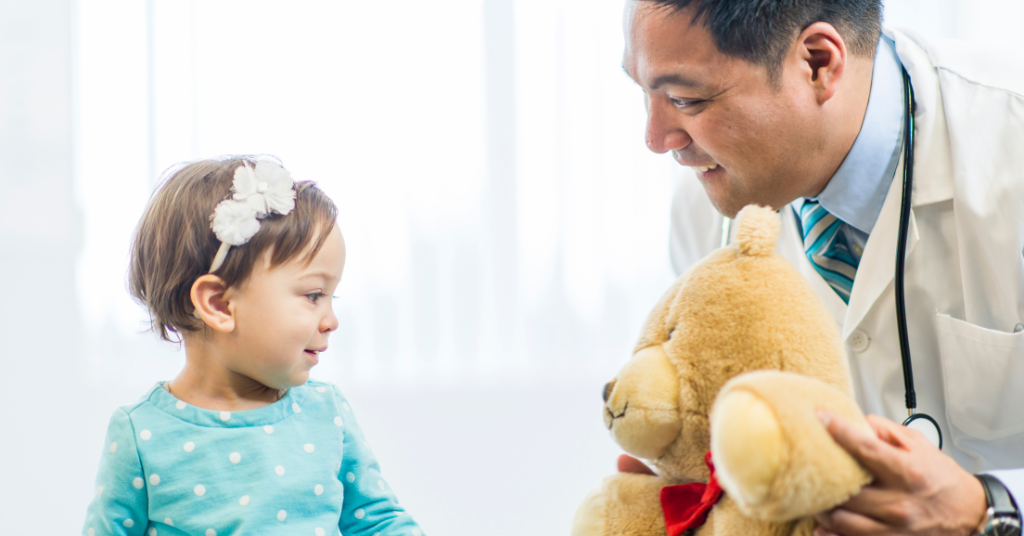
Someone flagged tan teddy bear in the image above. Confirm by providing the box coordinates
[572,205,874,536]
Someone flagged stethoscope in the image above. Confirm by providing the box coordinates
[719,67,943,449]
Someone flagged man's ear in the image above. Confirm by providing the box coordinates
[191,274,235,333]
[791,21,848,104]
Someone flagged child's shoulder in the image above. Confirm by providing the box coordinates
[302,379,357,415]
[303,379,350,403]
[111,383,167,418]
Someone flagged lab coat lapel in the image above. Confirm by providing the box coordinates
[778,206,848,328]
[842,154,918,341]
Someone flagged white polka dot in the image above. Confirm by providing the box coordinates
[316,386,327,393]
[342,402,351,412]
[239,495,250,506]
[140,430,152,440]
[175,400,186,410]
[378,480,385,491]
[88,528,94,536]
[194,484,206,496]
[149,474,160,486]
[97,486,104,496]
[229,452,241,463]
[412,529,421,536]
[346,472,355,483]
[133,477,144,489]
[304,444,315,453]
[373,533,380,536]
[206,530,216,536]
[292,403,301,413]
[164,517,174,526]
[264,425,274,434]
[109,442,117,453]
[123,519,134,528]
[315,529,325,536]
[219,411,231,421]
[275,465,285,476]
[277,510,287,521]
[314,484,324,495]
[184,441,195,452]
[149,529,157,536]
[354,508,365,519]
[334,416,343,426]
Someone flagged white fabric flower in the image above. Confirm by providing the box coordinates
[211,199,261,246]
[232,161,296,216]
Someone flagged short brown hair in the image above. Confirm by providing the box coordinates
[128,156,338,342]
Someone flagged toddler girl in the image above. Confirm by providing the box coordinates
[83,157,425,536]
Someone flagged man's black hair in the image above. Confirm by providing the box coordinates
[643,0,883,86]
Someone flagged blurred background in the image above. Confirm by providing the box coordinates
[1,0,1021,533]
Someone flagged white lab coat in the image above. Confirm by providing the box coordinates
[669,27,1024,480]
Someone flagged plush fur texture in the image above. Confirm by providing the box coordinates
[572,205,872,536]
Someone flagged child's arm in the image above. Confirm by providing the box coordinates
[82,409,149,536]
[334,393,425,536]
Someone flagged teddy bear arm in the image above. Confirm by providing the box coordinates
[709,371,872,522]
[572,473,672,536]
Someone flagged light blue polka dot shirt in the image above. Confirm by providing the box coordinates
[82,381,424,536]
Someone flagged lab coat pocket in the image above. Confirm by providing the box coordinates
[936,313,1024,441]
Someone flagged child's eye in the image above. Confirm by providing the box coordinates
[306,292,326,304]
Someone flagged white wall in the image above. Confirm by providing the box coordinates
[1,0,1021,534]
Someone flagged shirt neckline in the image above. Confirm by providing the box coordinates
[147,381,309,427]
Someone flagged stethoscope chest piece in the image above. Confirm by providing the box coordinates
[903,412,943,449]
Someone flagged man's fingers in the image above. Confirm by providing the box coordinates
[617,454,656,475]
[818,411,908,486]
[866,414,936,452]
[839,485,914,526]
[815,507,894,536]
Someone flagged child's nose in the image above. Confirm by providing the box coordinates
[322,309,339,332]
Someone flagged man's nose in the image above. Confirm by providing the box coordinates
[645,102,692,154]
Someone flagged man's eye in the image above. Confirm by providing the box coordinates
[671,97,705,109]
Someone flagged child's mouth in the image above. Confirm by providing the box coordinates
[304,349,320,363]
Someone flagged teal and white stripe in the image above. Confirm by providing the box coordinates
[799,199,861,304]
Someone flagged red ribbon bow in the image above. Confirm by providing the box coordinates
[660,452,724,536]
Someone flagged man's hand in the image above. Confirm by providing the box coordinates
[815,411,988,536]
[618,454,656,475]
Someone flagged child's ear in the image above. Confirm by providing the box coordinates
[191,275,235,332]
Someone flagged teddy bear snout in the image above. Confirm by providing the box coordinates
[602,345,682,460]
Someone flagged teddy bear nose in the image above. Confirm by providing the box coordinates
[602,380,616,403]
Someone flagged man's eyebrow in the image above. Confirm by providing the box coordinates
[650,73,705,90]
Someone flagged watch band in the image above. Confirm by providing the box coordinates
[977,474,1022,536]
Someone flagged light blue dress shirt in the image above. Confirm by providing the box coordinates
[82,381,424,536]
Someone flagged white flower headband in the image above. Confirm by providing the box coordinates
[207,160,297,273]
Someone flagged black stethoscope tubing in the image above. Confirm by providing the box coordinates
[896,66,943,448]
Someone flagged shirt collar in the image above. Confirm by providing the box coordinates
[811,35,905,235]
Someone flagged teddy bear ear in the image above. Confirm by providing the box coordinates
[734,205,781,257]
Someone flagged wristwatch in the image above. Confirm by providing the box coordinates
[977,474,1022,536]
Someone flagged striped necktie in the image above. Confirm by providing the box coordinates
[799,199,860,304]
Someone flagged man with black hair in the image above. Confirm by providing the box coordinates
[620,1,1024,535]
